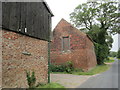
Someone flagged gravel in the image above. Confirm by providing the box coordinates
[50,73,92,88]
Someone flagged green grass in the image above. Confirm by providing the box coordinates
[51,64,111,75]
[51,72,68,74]
[108,57,114,60]
[104,57,115,63]
[72,64,110,75]
[51,58,113,76]
[104,59,115,63]
[37,83,65,89]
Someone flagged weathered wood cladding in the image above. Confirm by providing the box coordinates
[2,2,52,41]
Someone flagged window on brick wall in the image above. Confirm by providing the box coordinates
[62,36,70,51]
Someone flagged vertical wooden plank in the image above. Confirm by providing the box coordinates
[20,2,26,33]
[43,7,45,40]
[37,2,43,39]
[9,2,15,30]
[32,2,39,38]
[42,2,50,41]
[46,12,51,41]
[47,13,51,41]
[2,2,52,41]
[45,9,48,40]
[26,2,34,36]
[16,2,21,32]
[37,2,42,39]
[25,2,52,41]
[32,2,44,39]
[2,2,20,32]
[9,2,20,31]
[0,2,2,28]
[2,2,10,29]
[41,3,45,39]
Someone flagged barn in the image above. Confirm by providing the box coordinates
[1,2,53,88]
[50,19,97,71]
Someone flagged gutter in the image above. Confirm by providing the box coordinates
[48,41,50,83]
[48,18,51,83]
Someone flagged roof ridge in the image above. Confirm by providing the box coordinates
[43,0,54,16]
[57,18,86,35]
[53,18,94,43]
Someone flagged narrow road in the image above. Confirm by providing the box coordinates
[78,59,118,88]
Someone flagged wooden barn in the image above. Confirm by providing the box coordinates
[50,19,97,71]
[1,2,53,88]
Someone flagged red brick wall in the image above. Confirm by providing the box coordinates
[50,19,97,71]
[85,37,97,70]
[1,29,48,88]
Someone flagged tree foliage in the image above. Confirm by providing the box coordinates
[94,43,110,64]
[109,51,117,57]
[70,2,120,34]
[70,1,119,65]
[117,48,120,59]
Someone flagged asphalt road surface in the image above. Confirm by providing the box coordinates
[78,59,118,88]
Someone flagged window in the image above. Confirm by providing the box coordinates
[62,36,70,51]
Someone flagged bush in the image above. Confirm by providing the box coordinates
[117,48,120,59]
[64,61,74,73]
[74,68,84,72]
[109,51,117,57]
[94,43,109,65]
[26,71,36,88]
[50,64,66,72]
[50,61,74,73]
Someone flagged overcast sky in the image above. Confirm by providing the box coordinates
[46,0,118,52]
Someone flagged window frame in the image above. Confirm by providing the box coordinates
[61,36,70,52]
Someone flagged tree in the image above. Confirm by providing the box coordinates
[109,51,117,57]
[70,2,119,34]
[94,43,110,64]
[117,48,120,59]
[87,25,111,64]
[70,1,120,65]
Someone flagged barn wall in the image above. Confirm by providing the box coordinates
[2,2,51,41]
[86,37,97,70]
[1,29,48,88]
[50,29,88,70]
[50,31,89,70]
[50,19,97,71]
[50,49,88,70]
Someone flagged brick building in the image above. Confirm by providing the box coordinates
[1,2,53,88]
[50,19,97,71]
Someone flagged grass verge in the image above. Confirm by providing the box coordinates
[51,64,111,75]
[72,64,110,75]
[104,57,115,63]
[37,83,65,89]
[108,57,114,60]
[51,72,68,74]
[104,59,115,63]
[117,58,120,60]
